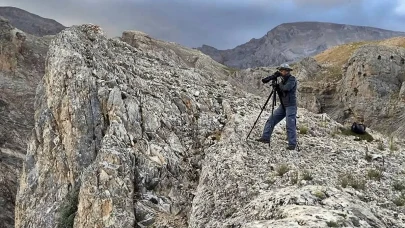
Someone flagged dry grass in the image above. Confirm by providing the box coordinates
[314,41,372,67]
[314,37,405,67]
[378,37,405,48]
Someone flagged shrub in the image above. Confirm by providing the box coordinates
[393,181,405,191]
[367,169,382,181]
[302,170,314,181]
[326,220,340,227]
[313,190,327,200]
[276,164,290,176]
[377,141,385,150]
[389,136,399,152]
[290,171,299,184]
[339,173,366,190]
[392,192,405,206]
[299,124,308,134]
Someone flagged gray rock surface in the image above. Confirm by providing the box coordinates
[0,6,66,36]
[336,45,405,135]
[198,22,405,69]
[14,24,405,228]
[0,17,51,228]
[190,108,405,227]
[121,30,231,79]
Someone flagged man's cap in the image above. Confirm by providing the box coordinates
[277,63,293,71]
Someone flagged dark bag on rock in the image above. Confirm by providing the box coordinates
[351,122,366,134]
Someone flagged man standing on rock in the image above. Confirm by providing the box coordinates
[256,63,298,150]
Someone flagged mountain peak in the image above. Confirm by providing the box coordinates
[198,21,405,69]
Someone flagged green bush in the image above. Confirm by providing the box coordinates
[393,181,405,191]
[367,169,382,181]
[339,173,366,190]
[276,164,290,176]
[302,170,314,181]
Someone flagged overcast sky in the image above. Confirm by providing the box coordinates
[1,0,405,49]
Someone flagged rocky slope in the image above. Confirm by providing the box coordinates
[0,6,66,36]
[198,22,405,69]
[14,24,405,228]
[0,17,51,228]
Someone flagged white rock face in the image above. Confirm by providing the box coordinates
[14,24,405,228]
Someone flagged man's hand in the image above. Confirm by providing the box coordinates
[277,76,283,84]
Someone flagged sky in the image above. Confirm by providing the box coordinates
[1,0,405,50]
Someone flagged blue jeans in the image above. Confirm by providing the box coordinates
[262,105,297,146]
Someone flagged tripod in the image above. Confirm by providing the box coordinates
[246,79,282,147]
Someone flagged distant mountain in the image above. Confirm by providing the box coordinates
[198,22,405,69]
[0,6,66,36]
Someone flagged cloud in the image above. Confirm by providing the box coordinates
[395,0,405,15]
[291,0,356,8]
[0,0,404,49]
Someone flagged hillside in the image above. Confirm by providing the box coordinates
[198,22,405,69]
[0,6,66,36]
[311,37,405,135]
[13,24,405,228]
[0,17,51,228]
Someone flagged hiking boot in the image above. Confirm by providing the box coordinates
[286,145,296,150]
[256,138,270,143]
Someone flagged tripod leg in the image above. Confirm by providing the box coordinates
[295,112,300,150]
[268,88,278,147]
[246,90,274,140]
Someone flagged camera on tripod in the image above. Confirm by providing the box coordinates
[261,71,282,86]
[246,70,285,141]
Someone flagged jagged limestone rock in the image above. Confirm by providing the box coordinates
[15,24,228,228]
[14,24,405,228]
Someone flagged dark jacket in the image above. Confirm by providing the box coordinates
[277,74,297,107]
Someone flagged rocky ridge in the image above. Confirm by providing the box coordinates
[198,22,405,69]
[0,17,51,228]
[0,6,66,36]
[120,30,232,79]
[14,24,405,228]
